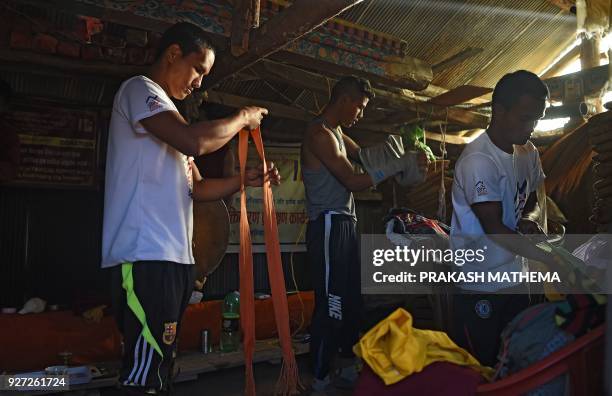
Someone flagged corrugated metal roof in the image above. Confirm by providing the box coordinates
[340,0,577,89]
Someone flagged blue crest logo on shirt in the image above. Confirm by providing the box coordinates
[475,299,492,319]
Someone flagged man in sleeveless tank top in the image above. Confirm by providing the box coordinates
[301,76,428,393]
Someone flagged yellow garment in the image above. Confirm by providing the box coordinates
[353,308,494,385]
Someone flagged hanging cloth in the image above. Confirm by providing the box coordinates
[238,127,301,396]
[436,114,448,221]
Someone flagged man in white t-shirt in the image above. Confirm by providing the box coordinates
[102,22,278,395]
[450,70,563,366]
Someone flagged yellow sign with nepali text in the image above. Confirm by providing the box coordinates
[227,144,307,252]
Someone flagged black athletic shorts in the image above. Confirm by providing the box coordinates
[110,261,195,392]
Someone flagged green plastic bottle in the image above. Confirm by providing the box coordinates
[220,291,241,352]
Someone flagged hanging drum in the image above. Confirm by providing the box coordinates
[192,199,230,282]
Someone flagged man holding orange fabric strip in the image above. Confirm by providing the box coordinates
[102,22,279,395]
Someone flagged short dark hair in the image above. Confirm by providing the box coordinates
[329,76,375,104]
[492,70,549,110]
[156,22,216,61]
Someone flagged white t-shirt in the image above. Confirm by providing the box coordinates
[450,132,545,291]
[101,75,194,268]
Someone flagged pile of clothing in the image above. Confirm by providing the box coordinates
[353,233,608,395]
[383,207,449,250]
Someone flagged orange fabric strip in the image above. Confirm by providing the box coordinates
[238,129,256,396]
[238,128,302,395]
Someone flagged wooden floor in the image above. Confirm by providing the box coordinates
[174,339,310,382]
[27,340,314,396]
[99,353,351,396]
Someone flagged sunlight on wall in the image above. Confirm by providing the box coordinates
[535,117,571,132]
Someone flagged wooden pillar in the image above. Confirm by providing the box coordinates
[231,0,260,57]
[564,33,602,133]
[580,32,604,113]
[579,33,601,70]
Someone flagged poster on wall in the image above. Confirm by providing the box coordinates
[226,144,307,253]
[4,102,99,188]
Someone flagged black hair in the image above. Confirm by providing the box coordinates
[329,75,375,104]
[155,22,216,61]
[492,70,549,110]
[0,79,12,102]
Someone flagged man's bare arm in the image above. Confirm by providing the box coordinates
[308,125,372,191]
[140,106,267,157]
[191,160,280,201]
[341,132,362,164]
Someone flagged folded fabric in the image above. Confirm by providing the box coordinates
[358,135,405,185]
[353,308,494,385]
[394,150,427,186]
[358,135,426,186]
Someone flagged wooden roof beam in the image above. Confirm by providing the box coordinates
[0,49,144,77]
[204,89,485,145]
[205,90,313,121]
[269,49,432,91]
[204,90,390,134]
[0,45,487,129]
[423,130,480,145]
[231,0,260,57]
[248,59,489,128]
[204,90,480,139]
[544,64,609,102]
[204,0,364,88]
